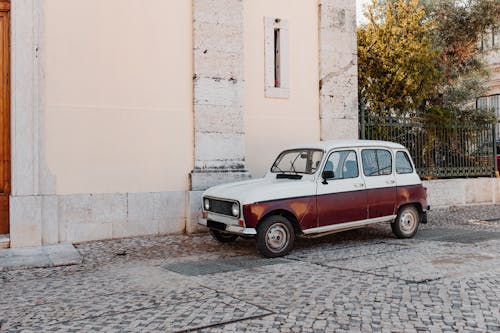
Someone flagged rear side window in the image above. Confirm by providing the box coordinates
[361,149,393,176]
[396,151,413,174]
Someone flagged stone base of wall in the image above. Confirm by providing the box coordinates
[10,178,499,247]
[9,191,208,248]
[424,178,500,209]
[190,170,251,191]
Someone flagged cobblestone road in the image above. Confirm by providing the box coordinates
[1,204,500,332]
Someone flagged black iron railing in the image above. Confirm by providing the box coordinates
[359,112,497,179]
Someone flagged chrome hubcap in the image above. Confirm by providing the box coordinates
[400,210,417,233]
[266,223,289,253]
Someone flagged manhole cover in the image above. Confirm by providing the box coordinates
[164,256,289,276]
[416,228,500,243]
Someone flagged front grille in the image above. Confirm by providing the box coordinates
[207,198,235,217]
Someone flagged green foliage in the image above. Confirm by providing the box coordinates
[358,0,499,124]
[358,0,441,114]
[424,0,499,118]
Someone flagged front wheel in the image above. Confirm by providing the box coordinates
[256,215,295,258]
[391,205,420,238]
[210,229,238,243]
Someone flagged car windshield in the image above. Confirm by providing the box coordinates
[271,149,324,175]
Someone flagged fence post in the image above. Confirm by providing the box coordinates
[493,123,498,177]
[359,99,366,139]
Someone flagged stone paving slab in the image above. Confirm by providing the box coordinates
[288,241,409,263]
[164,255,290,276]
[0,244,82,271]
[2,291,271,332]
[296,239,500,283]
[199,260,500,332]
[0,264,191,310]
[416,228,500,243]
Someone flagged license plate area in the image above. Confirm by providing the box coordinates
[207,220,226,231]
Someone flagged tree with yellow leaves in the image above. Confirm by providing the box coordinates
[358,0,441,115]
[358,0,499,120]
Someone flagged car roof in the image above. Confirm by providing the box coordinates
[284,140,406,152]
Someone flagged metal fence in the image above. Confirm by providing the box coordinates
[359,113,497,179]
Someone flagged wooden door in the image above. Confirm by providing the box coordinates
[0,0,9,235]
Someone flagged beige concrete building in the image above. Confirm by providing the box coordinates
[1,0,358,247]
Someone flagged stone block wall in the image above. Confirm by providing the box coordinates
[319,0,359,140]
[191,0,251,190]
[10,192,193,247]
[424,178,500,208]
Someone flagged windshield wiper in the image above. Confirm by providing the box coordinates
[289,154,301,175]
[276,174,303,180]
[272,154,303,179]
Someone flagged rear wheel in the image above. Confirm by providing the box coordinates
[391,205,420,238]
[210,229,238,243]
[256,215,295,258]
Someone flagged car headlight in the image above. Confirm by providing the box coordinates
[203,198,210,211]
[232,203,240,217]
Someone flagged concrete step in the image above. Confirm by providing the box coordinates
[0,243,82,270]
[0,234,9,249]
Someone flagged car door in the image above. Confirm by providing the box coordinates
[317,149,368,226]
[361,149,397,219]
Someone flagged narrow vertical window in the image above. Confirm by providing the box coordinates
[274,27,281,88]
[265,17,289,98]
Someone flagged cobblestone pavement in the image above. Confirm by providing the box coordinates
[1,204,500,332]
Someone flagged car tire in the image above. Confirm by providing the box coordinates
[256,215,295,258]
[391,205,420,238]
[210,229,238,243]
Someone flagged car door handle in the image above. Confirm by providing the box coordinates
[353,183,365,188]
[386,180,395,184]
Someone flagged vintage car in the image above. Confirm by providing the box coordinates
[199,140,429,257]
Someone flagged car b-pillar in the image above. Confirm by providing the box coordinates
[190,0,251,191]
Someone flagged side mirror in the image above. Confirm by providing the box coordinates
[322,170,334,184]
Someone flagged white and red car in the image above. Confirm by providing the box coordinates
[199,140,429,257]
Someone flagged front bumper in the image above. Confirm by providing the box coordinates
[198,218,257,236]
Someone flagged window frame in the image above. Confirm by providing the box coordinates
[264,17,289,99]
[323,149,360,180]
[361,149,393,177]
[395,151,414,175]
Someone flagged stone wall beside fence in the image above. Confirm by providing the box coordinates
[424,178,500,209]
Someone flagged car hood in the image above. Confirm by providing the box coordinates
[203,176,316,205]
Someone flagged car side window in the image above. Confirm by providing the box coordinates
[362,149,393,176]
[377,150,392,175]
[396,151,413,174]
[324,150,359,179]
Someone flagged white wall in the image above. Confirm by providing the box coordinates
[424,178,500,208]
[44,0,193,194]
[244,0,320,177]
